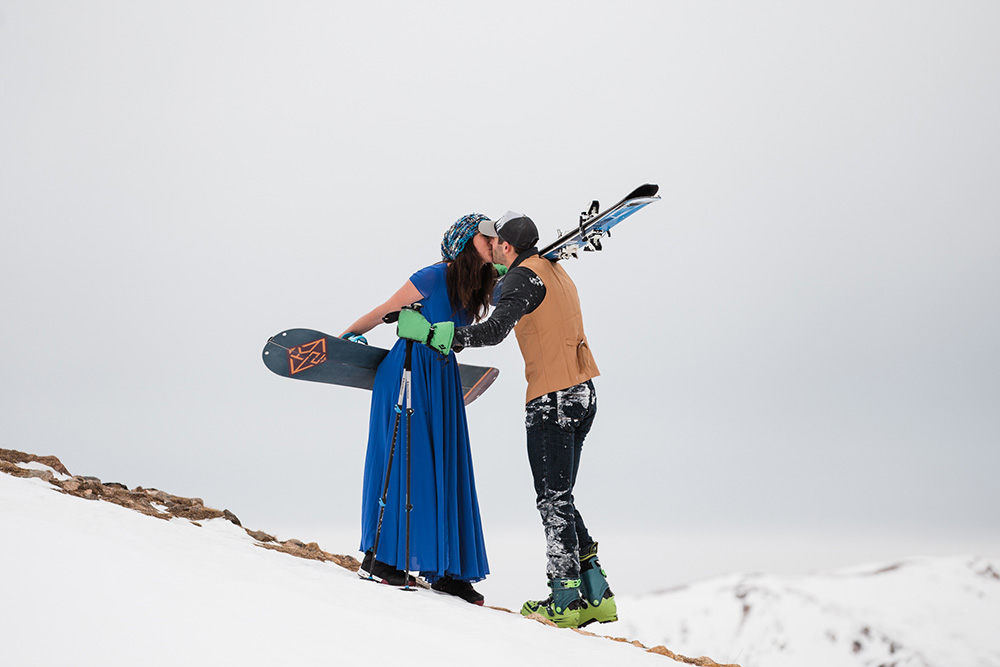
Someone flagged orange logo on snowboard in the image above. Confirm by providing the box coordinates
[288,338,327,374]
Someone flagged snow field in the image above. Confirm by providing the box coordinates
[1,473,670,666]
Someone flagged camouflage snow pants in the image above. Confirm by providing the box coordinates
[525,379,597,580]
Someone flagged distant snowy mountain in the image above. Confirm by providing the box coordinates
[607,555,1000,667]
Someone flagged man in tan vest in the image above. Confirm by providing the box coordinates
[452,212,617,629]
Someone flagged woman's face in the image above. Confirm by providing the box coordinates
[471,233,493,264]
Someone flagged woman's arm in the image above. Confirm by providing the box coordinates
[340,280,424,337]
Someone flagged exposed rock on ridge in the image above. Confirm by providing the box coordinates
[0,448,359,571]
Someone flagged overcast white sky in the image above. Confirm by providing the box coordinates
[2,1,998,595]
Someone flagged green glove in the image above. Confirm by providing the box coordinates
[396,308,454,356]
[397,308,432,343]
[493,263,509,276]
[428,321,455,356]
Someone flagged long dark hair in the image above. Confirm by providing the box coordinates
[446,240,497,323]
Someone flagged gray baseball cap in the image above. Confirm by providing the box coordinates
[478,210,539,248]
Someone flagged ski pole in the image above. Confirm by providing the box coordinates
[401,338,415,592]
[369,353,408,573]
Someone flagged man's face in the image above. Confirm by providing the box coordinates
[490,236,506,263]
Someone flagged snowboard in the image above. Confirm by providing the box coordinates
[539,183,660,260]
[262,328,499,406]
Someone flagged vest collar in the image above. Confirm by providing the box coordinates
[509,247,540,271]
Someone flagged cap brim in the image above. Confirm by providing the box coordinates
[478,219,498,237]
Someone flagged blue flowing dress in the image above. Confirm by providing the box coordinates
[359,263,489,583]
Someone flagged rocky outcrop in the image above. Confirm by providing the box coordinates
[0,448,360,572]
[0,449,71,476]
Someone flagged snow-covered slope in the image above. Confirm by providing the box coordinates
[5,453,997,667]
[608,555,1000,667]
[0,468,699,667]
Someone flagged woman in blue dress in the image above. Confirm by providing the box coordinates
[340,214,497,604]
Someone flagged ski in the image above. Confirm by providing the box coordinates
[539,183,660,261]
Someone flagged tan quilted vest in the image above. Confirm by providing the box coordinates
[514,255,600,403]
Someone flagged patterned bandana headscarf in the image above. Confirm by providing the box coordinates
[441,213,490,261]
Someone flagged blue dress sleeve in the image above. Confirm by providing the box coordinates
[409,264,442,299]
[407,263,468,324]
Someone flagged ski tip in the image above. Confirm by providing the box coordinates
[627,183,659,199]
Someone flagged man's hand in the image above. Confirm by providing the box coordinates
[428,321,454,356]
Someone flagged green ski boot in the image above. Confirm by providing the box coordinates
[577,542,618,626]
[520,578,584,628]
